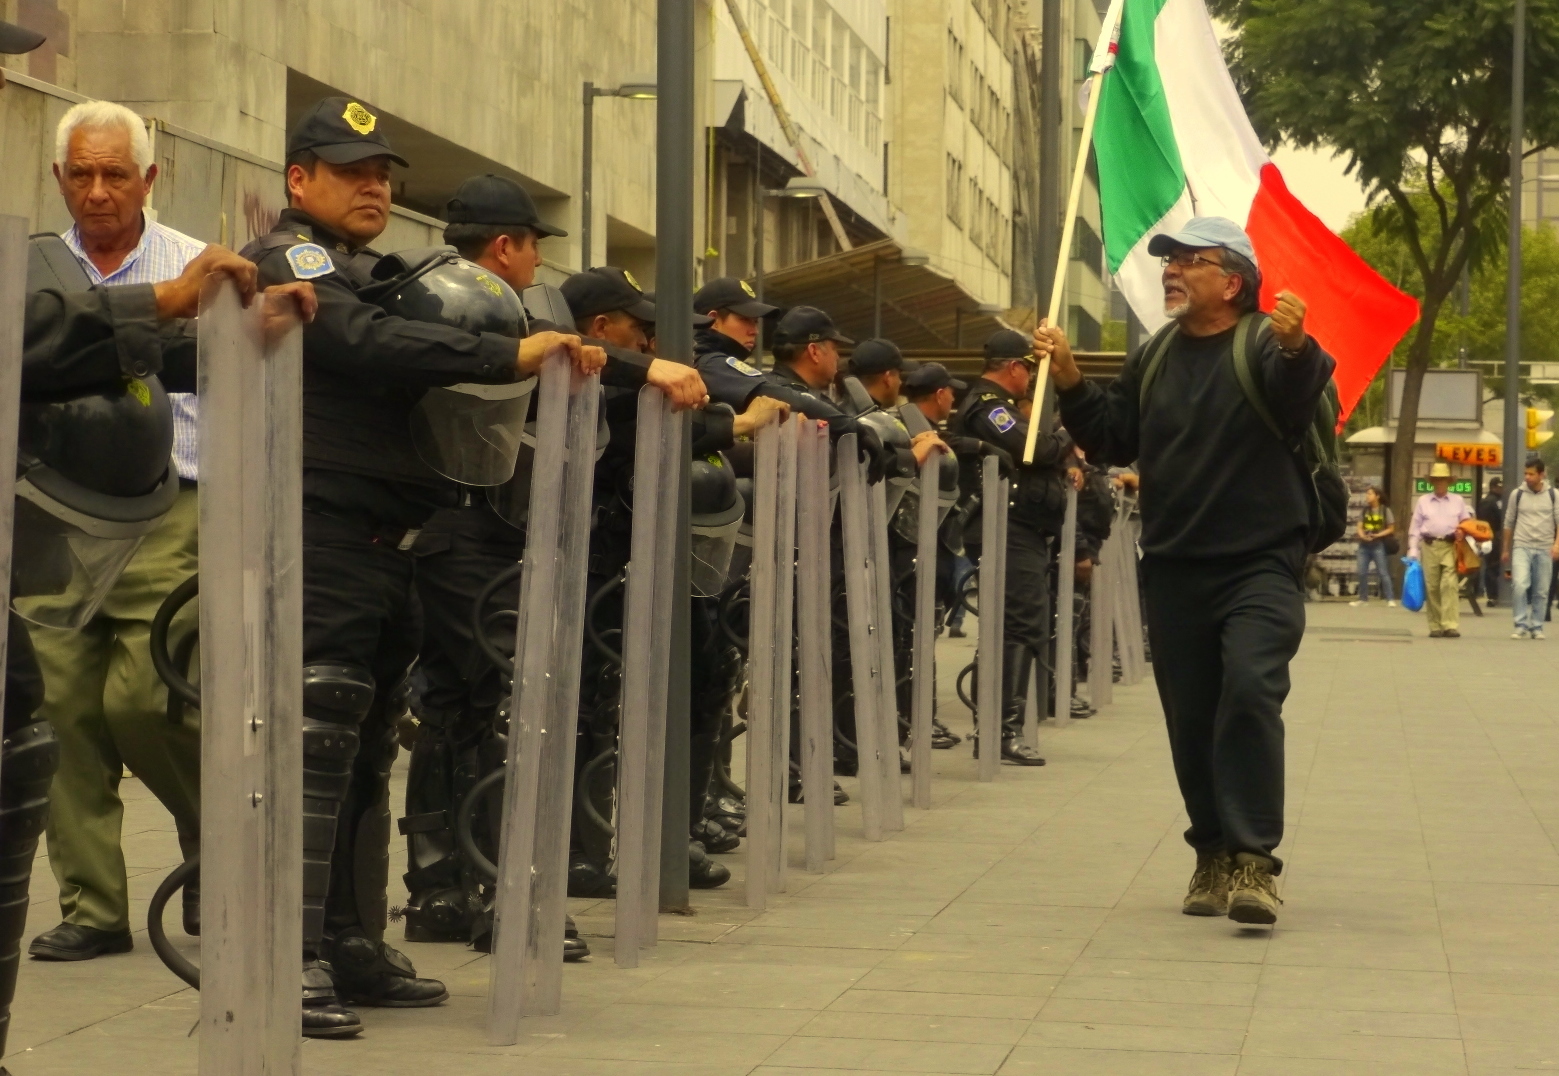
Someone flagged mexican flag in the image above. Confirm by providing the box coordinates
[1092,0,1419,421]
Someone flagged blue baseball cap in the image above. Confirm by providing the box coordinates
[1147,216,1259,270]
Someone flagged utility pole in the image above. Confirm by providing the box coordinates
[1505,0,1527,498]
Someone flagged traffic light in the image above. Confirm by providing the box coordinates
[1528,406,1555,450]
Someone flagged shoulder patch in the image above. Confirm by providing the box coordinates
[725,355,762,377]
[977,392,1000,403]
[285,243,335,280]
[988,406,1017,433]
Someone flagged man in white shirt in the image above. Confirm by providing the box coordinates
[27,100,206,961]
[1502,457,1559,640]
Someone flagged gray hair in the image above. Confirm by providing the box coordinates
[55,100,153,175]
[1222,249,1262,313]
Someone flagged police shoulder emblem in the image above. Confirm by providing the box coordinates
[623,269,642,291]
[726,355,761,376]
[989,406,1017,433]
[285,243,335,280]
[343,102,377,135]
[740,280,756,298]
[124,378,151,407]
[474,272,503,297]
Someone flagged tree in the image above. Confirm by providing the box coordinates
[1207,0,1559,514]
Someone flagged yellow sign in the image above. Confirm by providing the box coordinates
[342,102,377,135]
[1436,443,1501,467]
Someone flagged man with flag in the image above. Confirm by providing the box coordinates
[1038,216,1333,926]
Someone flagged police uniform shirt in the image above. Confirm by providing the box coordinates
[693,327,768,410]
[24,283,193,395]
[956,375,1070,530]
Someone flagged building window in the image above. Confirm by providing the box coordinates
[969,178,984,248]
[947,29,964,107]
[946,154,963,227]
[1072,216,1105,276]
[1070,305,1102,351]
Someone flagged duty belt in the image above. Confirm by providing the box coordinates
[304,508,423,552]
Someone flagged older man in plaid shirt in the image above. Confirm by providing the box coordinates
[27,100,207,961]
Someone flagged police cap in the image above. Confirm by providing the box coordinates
[693,277,777,318]
[287,96,409,167]
[903,362,966,398]
[0,20,45,53]
[983,328,1033,363]
[772,305,853,349]
[849,338,904,375]
[561,266,657,323]
[446,174,568,237]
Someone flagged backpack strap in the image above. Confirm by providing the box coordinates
[1229,313,1284,442]
[1135,322,1180,414]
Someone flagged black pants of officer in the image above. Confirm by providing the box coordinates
[1003,524,1052,734]
[300,507,422,967]
[1141,545,1304,871]
[401,505,521,940]
[0,618,59,1062]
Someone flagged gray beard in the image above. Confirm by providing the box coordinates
[1165,300,1190,320]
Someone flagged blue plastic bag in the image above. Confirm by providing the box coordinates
[1401,557,1425,612]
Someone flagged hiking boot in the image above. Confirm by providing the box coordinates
[1227,853,1282,925]
[1182,851,1233,917]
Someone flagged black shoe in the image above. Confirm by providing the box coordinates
[1000,737,1047,766]
[326,931,449,1008]
[689,842,730,889]
[568,852,617,898]
[564,914,589,962]
[833,781,849,805]
[948,626,967,639]
[1069,698,1096,719]
[28,923,133,961]
[693,817,739,854]
[931,719,962,749]
[302,960,362,1038]
[183,878,200,936]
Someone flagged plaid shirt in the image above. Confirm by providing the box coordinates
[64,213,205,481]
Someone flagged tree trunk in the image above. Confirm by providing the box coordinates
[1389,293,1448,526]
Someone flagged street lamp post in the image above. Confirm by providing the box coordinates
[1504,0,1527,501]
[582,78,657,271]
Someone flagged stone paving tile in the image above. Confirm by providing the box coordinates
[16,603,1559,1074]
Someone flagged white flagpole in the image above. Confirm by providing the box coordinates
[1023,0,1127,465]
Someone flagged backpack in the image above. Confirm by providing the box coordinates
[1137,312,1348,554]
[1511,487,1559,543]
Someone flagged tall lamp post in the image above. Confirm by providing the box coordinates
[753,176,826,358]
[1504,0,1527,502]
[583,78,657,271]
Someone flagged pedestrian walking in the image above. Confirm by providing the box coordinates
[1041,215,1335,927]
[1477,477,1505,604]
[1408,462,1472,638]
[1350,486,1396,606]
[1501,457,1559,640]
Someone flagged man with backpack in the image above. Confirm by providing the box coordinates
[1502,457,1559,640]
[1037,216,1336,928]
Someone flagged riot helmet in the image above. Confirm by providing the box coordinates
[12,375,179,629]
[369,247,536,486]
[689,453,745,598]
[843,376,914,517]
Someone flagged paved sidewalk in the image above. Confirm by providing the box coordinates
[8,598,1559,1075]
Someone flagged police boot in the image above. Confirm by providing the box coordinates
[0,713,59,1058]
[300,665,372,1038]
[398,705,479,941]
[324,928,449,1008]
[689,841,730,889]
[999,646,1045,767]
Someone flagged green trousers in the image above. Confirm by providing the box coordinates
[30,488,201,932]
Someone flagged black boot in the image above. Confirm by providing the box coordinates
[325,928,448,1008]
[1000,645,1045,766]
[564,914,590,961]
[1,714,58,1059]
[689,841,730,888]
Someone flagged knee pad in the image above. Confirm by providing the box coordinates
[0,716,57,1058]
[301,665,372,946]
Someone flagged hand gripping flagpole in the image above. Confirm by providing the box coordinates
[1023,0,1126,465]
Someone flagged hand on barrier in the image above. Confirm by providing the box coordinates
[161,243,260,318]
[517,331,605,378]
[910,430,947,466]
[1033,318,1079,391]
[264,281,319,323]
[857,424,889,484]
[733,395,790,437]
[645,358,708,411]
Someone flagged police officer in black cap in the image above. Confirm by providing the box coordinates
[241,98,631,1038]
[954,328,1072,766]
[691,276,776,401]
[849,338,907,410]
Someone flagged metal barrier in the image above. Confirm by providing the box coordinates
[488,352,600,1041]
[194,279,304,1073]
[866,478,904,834]
[796,419,835,870]
[976,456,1008,782]
[837,434,887,838]
[910,443,941,810]
[1052,485,1079,729]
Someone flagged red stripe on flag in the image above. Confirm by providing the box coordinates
[1247,164,1419,424]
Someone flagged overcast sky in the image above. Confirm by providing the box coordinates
[1271,145,1373,233]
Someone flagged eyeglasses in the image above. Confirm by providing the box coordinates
[1159,251,1226,271]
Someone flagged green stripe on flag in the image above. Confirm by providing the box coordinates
[1094,0,1184,273]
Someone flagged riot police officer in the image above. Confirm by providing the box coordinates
[954,329,1071,766]
[241,97,628,1038]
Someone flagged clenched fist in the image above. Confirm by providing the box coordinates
[1271,291,1307,352]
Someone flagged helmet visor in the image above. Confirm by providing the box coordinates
[411,379,535,487]
[690,514,743,598]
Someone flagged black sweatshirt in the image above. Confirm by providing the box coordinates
[1057,324,1334,559]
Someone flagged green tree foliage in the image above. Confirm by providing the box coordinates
[1206,0,1559,510]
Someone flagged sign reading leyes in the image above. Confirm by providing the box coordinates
[1435,443,1501,467]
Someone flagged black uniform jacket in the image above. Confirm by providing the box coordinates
[24,284,195,395]
[955,375,1070,533]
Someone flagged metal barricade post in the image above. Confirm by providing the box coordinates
[743,420,781,907]
[977,456,1003,782]
[1052,485,1079,728]
[867,480,904,834]
[797,420,835,870]
[768,417,799,892]
[910,446,940,810]
[837,435,886,837]
[1088,524,1114,710]
[488,353,600,1040]
[195,280,304,1074]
